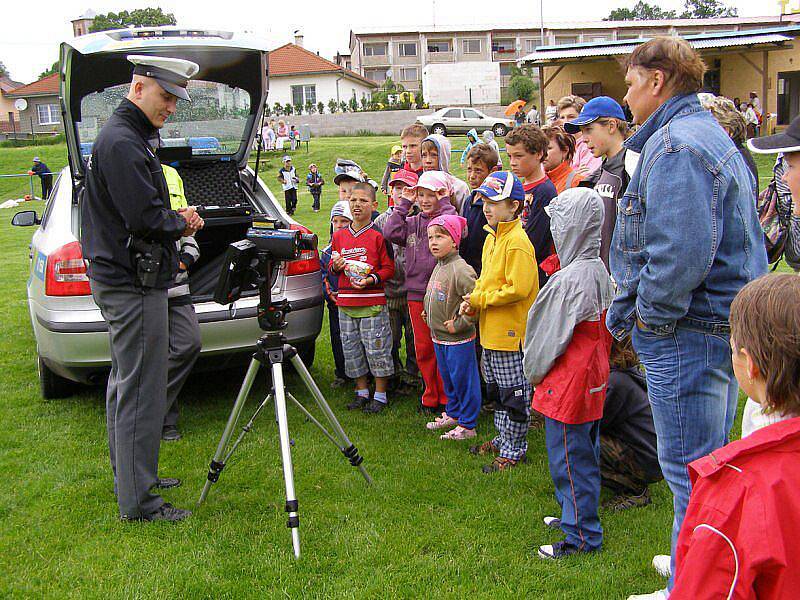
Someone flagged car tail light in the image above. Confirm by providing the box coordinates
[285,223,320,276]
[45,241,91,296]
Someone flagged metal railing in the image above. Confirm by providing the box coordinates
[0,172,58,203]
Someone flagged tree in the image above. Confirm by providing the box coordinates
[273,101,283,116]
[38,61,58,80]
[360,96,368,111]
[89,8,176,32]
[606,1,676,20]
[348,96,358,112]
[679,0,736,18]
[284,103,294,116]
[327,99,338,114]
[304,100,315,114]
[339,100,348,113]
[0,61,9,78]
[509,75,536,102]
[317,101,325,115]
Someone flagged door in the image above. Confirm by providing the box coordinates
[462,108,484,131]
[441,108,462,130]
[778,71,800,126]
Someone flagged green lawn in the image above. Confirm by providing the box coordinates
[0,138,780,598]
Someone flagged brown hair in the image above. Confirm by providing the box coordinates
[466,144,500,171]
[420,139,439,154]
[730,274,800,417]
[610,335,640,370]
[556,94,586,114]
[595,117,630,138]
[623,36,706,95]
[350,182,376,202]
[400,123,429,140]
[542,125,576,163]
[504,124,549,160]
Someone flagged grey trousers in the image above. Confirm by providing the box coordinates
[163,302,202,429]
[91,279,168,519]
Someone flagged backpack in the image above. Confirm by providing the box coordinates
[756,180,787,265]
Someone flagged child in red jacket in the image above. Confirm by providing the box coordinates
[522,188,614,559]
[669,273,800,599]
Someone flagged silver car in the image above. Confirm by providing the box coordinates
[12,28,323,398]
[416,107,513,137]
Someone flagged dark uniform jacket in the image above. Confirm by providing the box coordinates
[81,99,186,288]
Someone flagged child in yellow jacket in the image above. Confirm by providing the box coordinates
[460,171,539,472]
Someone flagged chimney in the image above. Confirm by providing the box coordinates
[294,30,304,48]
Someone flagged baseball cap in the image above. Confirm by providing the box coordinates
[33,156,40,162]
[127,55,199,102]
[411,171,451,194]
[391,144,403,155]
[748,114,800,154]
[474,171,524,203]
[564,96,626,134]
[333,159,366,185]
[389,169,419,188]
[282,155,292,163]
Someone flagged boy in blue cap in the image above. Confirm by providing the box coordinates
[565,96,634,270]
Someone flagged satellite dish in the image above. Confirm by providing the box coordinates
[14,98,27,111]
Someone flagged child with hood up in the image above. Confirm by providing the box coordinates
[523,187,614,560]
[421,134,471,214]
[384,171,457,413]
[482,130,503,169]
[460,128,480,165]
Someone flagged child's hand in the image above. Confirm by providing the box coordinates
[443,318,456,334]
[459,294,476,316]
[420,310,427,321]
[350,275,373,289]
[332,253,345,271]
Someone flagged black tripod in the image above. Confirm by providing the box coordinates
[198,265,371,559]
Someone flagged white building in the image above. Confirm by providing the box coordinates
[267,42,376,111]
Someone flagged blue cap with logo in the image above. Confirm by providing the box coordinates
[564,96,626,134]
[474,171,525,203]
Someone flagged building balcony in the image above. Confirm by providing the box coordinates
[361,54,391,67]
[492,49,520,62]
[427,51,454,63]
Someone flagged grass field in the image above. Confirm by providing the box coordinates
[0,137,779,598]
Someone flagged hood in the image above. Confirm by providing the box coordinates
[466,128,479,143]
[59,27,270,179]
[424,133,452,173]
[482,130,494,143]
[547,187,604,267]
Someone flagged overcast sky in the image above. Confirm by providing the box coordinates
[1,0,772,83]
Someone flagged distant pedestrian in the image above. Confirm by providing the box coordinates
[29,156,53,199]
[278,155,299,215]
[306,163,324,212]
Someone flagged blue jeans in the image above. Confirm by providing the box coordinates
[544,418,603,551]
[632,323,738,590]
[434,340,481,430]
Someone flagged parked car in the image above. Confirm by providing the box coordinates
[416,107,514,137]
[12,27,324,399]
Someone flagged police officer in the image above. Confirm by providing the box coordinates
[81,54,204,522]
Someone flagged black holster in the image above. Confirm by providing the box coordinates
[128,235,163,288]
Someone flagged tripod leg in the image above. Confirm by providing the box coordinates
[199,358,260,506]
[289,353,373,485]
[272,362,301,559]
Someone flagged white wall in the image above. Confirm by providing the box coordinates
[267,74,373,110]
[422,62,501,107]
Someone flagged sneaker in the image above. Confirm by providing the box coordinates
[152,477,181,490]
[537,540,596,559]
[123,502,191,523]
[161,426,182,441]
[362,399,387,414]
[440,425,477,440]
[481,456,522,473]
[330,377,348,389]
[347,394,370,410]
[543,516,561,530]
[652,554,672,578]
[627,590,668,600]
[602,488,652,511]
[426,414,458,430]
[469,440,499,456]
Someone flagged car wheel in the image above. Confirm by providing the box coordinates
[493,123,508,137]
[431,124,447,136]
[38,355,75,399]
[295,341,316,369]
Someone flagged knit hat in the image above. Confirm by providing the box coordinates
[428,214,467,246]
[330,200,353,222]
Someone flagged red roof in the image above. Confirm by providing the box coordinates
[269,44,376,87]
[7,73,59,98]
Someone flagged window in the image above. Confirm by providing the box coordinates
[427,40,451,53]
[463,109,481,119]
[399,67,418,81]
[584,34,607,42]
[524,38,542,53]
[499,63,514,77]
[291,85,316,107]
[443,109,461,118]
[617,32,641,40]
[554,35,579,45]
[37,104,60,125]
[462,39,482,54]
[363,43,387,57]
[491,39,515,53]
[398,42,417,57]
[364,67,389,82]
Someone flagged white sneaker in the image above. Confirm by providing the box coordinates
[627,590,668,600]
[543,516,561,529]
[652,554,672,578]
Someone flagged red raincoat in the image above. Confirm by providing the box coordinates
[672,416,800,599]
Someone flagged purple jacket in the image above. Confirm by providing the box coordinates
[384,195,456,301]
